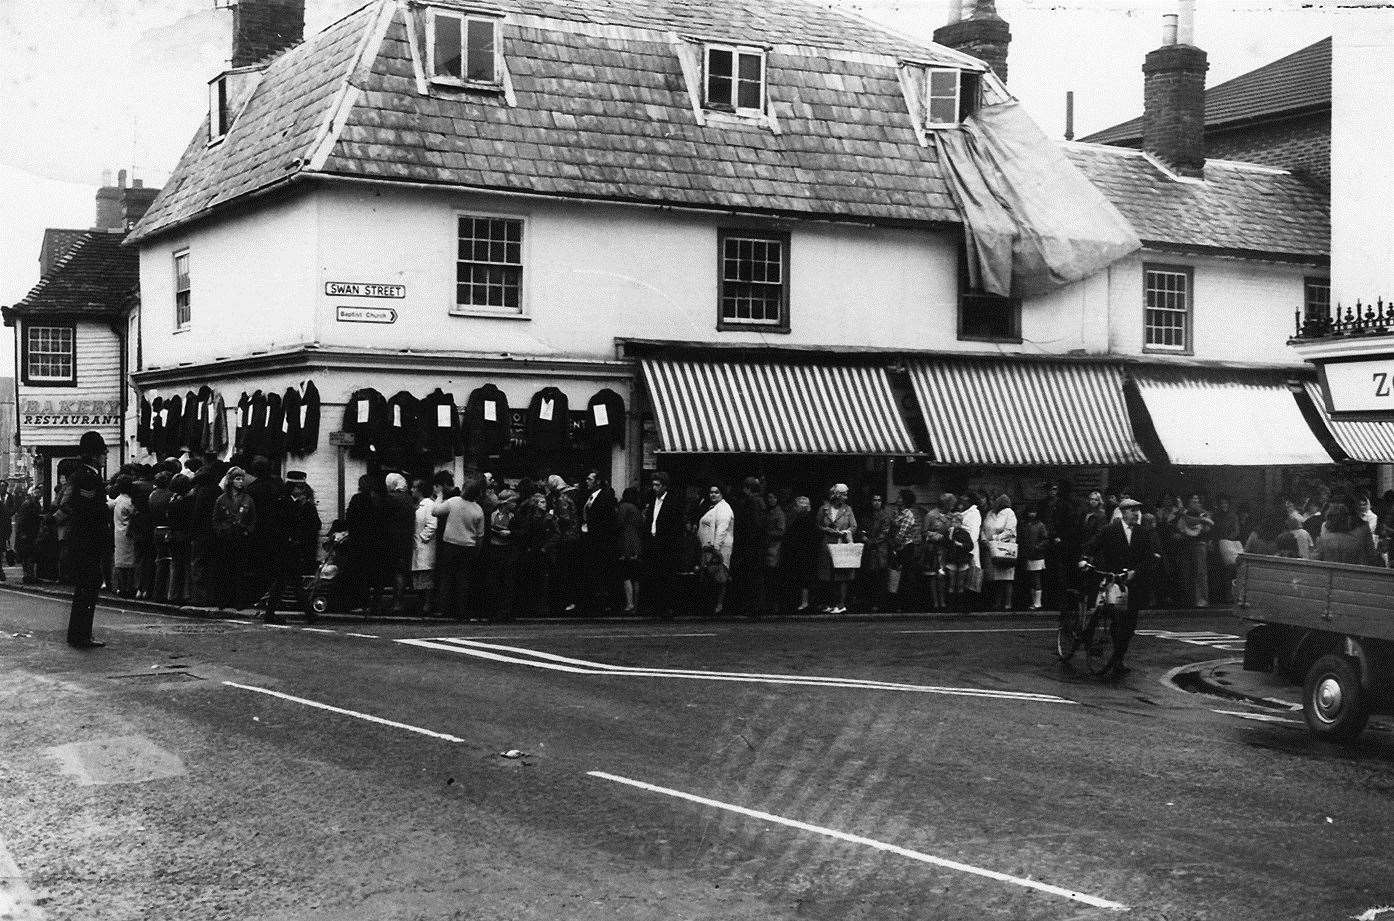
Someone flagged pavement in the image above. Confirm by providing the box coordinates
[3,588,1393,920]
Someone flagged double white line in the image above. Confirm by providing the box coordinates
[396,637,1075,704]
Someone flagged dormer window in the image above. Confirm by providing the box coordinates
[428,8,501,86]
[210,77,230,141]
[705,44,765,115]
[207,67,260,144]
[925,68,982,126]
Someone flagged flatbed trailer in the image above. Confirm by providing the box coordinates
[1233,553,1394,740]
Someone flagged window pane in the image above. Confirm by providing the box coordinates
[708,48,733,78]
[719,235,785,326]
[707,75,732,107]
[737,77,761,110]
[457,215,524,312]
[466,18,495,82]
[929,69,959,96]
[434,14,462,78]
[927,96,957,124]
[737,52,761,82]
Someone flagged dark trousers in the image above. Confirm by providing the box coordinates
[436,543,478,620]
[516,549,550,618]
[551,540,581,613]
[579,535,615,614]
[485,545,517,621]
[730,553,765,615]
[67,551,103,644]
[189,540,214,605]
[1109,608,1140,670]
[641,551,677,617]
[263,547,309,619]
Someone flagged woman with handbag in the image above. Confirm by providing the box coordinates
[816,483,859,614]
[697,484,734,616]
[886,491,922,611]
[981,493,1018,611]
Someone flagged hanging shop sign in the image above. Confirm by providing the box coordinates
[1318,357,1394,415]
[325,281,406,299]
[21,399,121,427]
[328,431,357,447]
[336,305,398,324]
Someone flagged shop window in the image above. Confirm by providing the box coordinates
[428,8,501,87]
[1304,276,1330,322]
[1144,264,1192,353]
[455,214,523,314]
[174,249,191,330]
[23,324,76,385]
[718,230,789,332]
[705,45,765,116]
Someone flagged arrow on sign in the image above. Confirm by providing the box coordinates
[336,306,397,324]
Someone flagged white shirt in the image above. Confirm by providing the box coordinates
[651,492,665,536]
[1121,520,1133,545]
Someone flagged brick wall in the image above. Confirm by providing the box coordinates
[1142,44,1209,177]
[232,0,304,68]
[1206,113,1330,188]
[932,17,1011,84]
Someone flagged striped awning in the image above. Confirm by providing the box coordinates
[906,359,1147,466]
[1131,373,1333,466]
[1303,382,1394,462]
[640,358,916,454]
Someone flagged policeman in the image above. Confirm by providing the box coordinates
[55,431,110,648]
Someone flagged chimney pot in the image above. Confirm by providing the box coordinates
[1162,14,1178,46]
[933,1,1011,83]
[1177,0,1196,45]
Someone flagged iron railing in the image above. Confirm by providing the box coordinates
[1293,298,1394,341]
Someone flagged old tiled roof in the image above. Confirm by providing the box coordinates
[39,228,88,276]
[131,0,974,242]
[1083,37,1331,146]
[3,231,138,323]
[1063,143,1328,261]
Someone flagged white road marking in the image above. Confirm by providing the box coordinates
[299,627,337,634]
[1211,709,1304,725]
[896,627,1058,634]
[343,632,379,639]
[1137,630,1244,652]
[398,638,1074,704]
[588,770,1128,912]
[459,632,719,640]
[263,623,293,630]
[0,835,44,920]
[222,681,464,742]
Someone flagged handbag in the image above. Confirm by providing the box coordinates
[987,537,1018,563]
[828,541,865,569]
[1218,539,1244,567]
[701,547,729,584]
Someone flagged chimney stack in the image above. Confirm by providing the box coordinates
[1141,7,1208,177]
[933,0,1012,85]
[231,0,305,68]
[94,171,124,231]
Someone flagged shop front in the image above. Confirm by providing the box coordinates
[19,397,123,502]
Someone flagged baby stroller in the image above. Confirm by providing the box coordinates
[305,531,350,617]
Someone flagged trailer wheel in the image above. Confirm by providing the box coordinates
[1302,654,1369,741]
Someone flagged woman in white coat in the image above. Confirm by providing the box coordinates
[697,484,734,616]
[410,479,438,612]
[981,493,1018,611]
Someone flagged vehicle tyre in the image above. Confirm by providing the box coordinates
[1302,654,1369,741]
[1056,603,1081,661]
[309,595,329,616]
[1085,608,1116,676]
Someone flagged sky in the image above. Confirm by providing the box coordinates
[0,0,1342,370]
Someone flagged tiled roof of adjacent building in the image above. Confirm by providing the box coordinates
[3,231,139,323]
[131,0,981,242]
[1061,142,1328,261]
[1083,36,1331,146]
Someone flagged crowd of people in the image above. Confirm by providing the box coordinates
[19,430,1394,628]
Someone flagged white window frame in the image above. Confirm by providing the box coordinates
[925,67,963,127]
[704,43,766,117]
[23,324,76,384]
[426,7,502,88]
[452,211,528,318]
[208,76,230,143]
[173,249,191,332]
[1143,264,1193,353]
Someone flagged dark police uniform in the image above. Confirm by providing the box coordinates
[56,461,111,646]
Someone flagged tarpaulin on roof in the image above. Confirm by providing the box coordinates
[933,101,1141,298]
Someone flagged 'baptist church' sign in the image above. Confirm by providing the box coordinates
[23,399,121,427]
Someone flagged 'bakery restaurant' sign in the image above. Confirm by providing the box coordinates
[22,399,121,427]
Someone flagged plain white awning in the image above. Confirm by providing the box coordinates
[1132,373,1334,466]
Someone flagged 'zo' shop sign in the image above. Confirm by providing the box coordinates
[23,399,120,427]
[1318,357,1394,415]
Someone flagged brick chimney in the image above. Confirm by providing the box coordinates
[94,169,123,231]
[231,0,305,68]
[121,178,160,231]
[1142,5,1209,177]
[933,0,1012,84]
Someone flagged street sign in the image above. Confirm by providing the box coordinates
[325,281,405,298]
[328,431,356,447]
[336,305,397,324]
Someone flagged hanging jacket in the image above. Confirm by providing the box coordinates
[160,394,183,458]
[296,381,321,456]
[464,384,511,458]
[343,387,387,459]
[243,390,269,457]
[281,386,302,457]
[383,390,421,465]
[419,388,460,461]
[586,388,626,450]
[261,391,285,456]
[235,392,251,451]
[179,390,199,453]
[525,386,569,451]
[209,392,229,454]
[137,397,152,450]
[149,396,165,457]
[192,385,213,453]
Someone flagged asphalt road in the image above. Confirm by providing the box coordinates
[2,590,1392,921]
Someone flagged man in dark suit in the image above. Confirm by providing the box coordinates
[55,431,111,648]
[579,469,618,615]
[1081,498,1160,679]
[730,476,768,618]
[642,472,685,619]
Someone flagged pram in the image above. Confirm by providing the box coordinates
[305,531,350,617]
